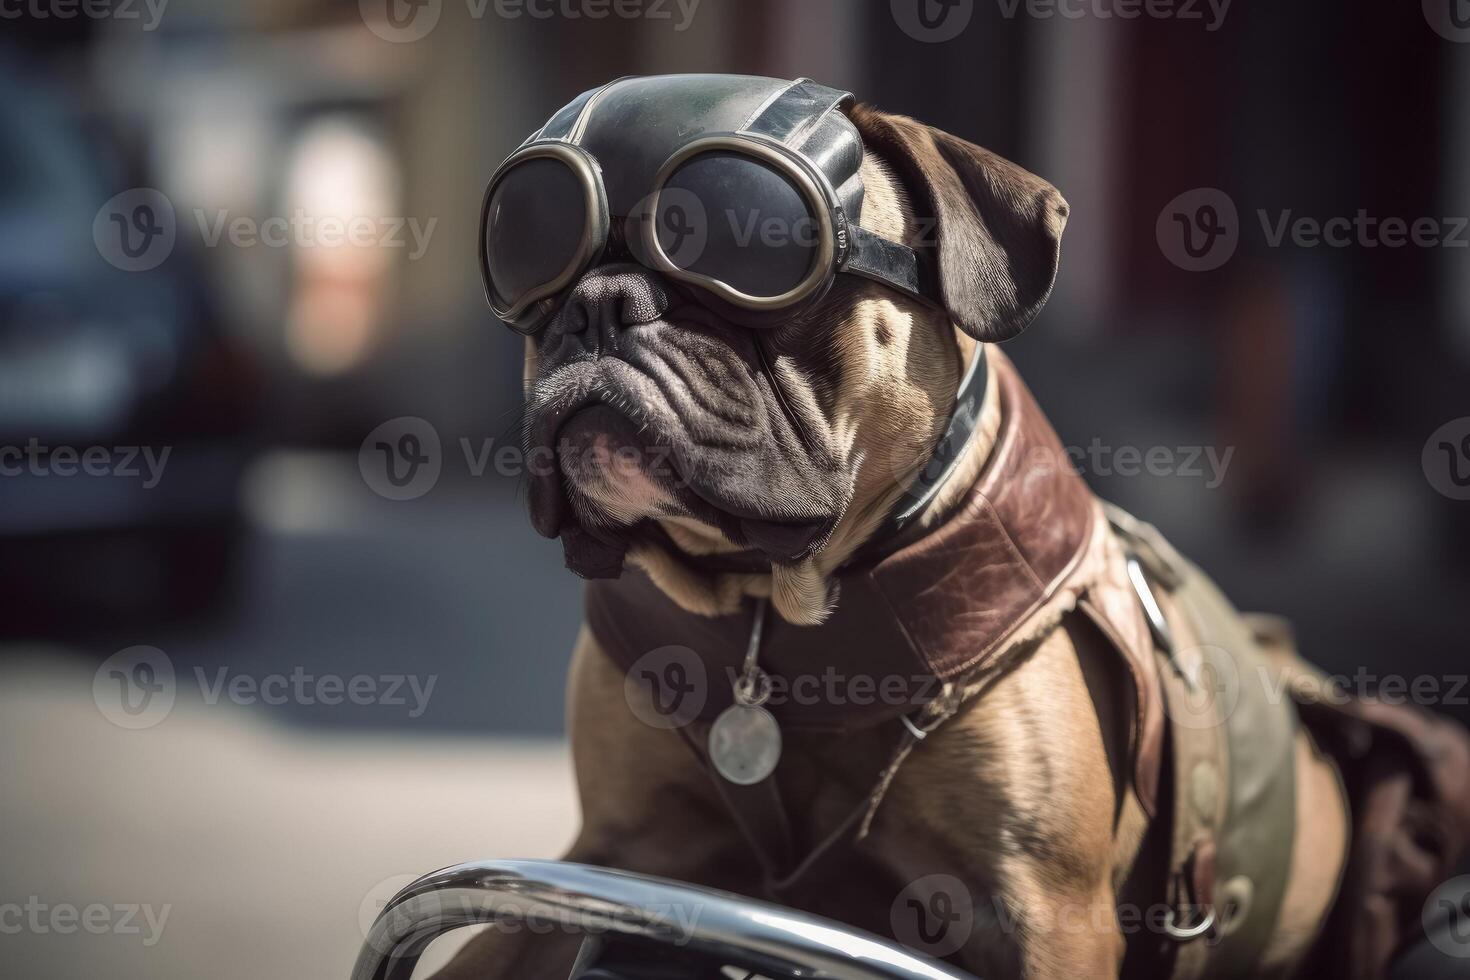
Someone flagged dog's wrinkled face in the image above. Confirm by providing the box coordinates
[521,105,1069,616]
[525,161,948,568]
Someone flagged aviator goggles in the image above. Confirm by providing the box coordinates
[479,76,941,334]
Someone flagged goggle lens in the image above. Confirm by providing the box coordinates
[654,151,821,301]
[484,155,590,315]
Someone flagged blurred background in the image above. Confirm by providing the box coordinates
[2,0,1467,976]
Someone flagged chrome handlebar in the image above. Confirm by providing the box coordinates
[351,859,976,980]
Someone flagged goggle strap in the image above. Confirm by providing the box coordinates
[534,76,635,144]
[742,78,853,146]
[842,225,943,308]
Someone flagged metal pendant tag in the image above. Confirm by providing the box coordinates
[708,703,782,786]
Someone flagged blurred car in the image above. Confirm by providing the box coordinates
[0,54,258,633]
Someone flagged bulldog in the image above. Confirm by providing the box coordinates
[435,74,1470,979]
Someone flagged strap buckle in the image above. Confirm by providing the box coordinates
[1163,904,1217,941]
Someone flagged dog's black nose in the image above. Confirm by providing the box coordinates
[553,264,669,348]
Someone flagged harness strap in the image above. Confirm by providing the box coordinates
[676,717,921,899]
[1152,611,1227,978]
[677,686,964,902]
[1110,504,1301,979]
[741,78,852,145]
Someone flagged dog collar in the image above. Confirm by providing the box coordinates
[862,343,988,556]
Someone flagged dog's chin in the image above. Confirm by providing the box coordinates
[550,402,830,566]
[557,404,683,528]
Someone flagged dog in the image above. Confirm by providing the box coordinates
[435,75,1470,979]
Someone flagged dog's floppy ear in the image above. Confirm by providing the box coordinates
[849,104,1069,343]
